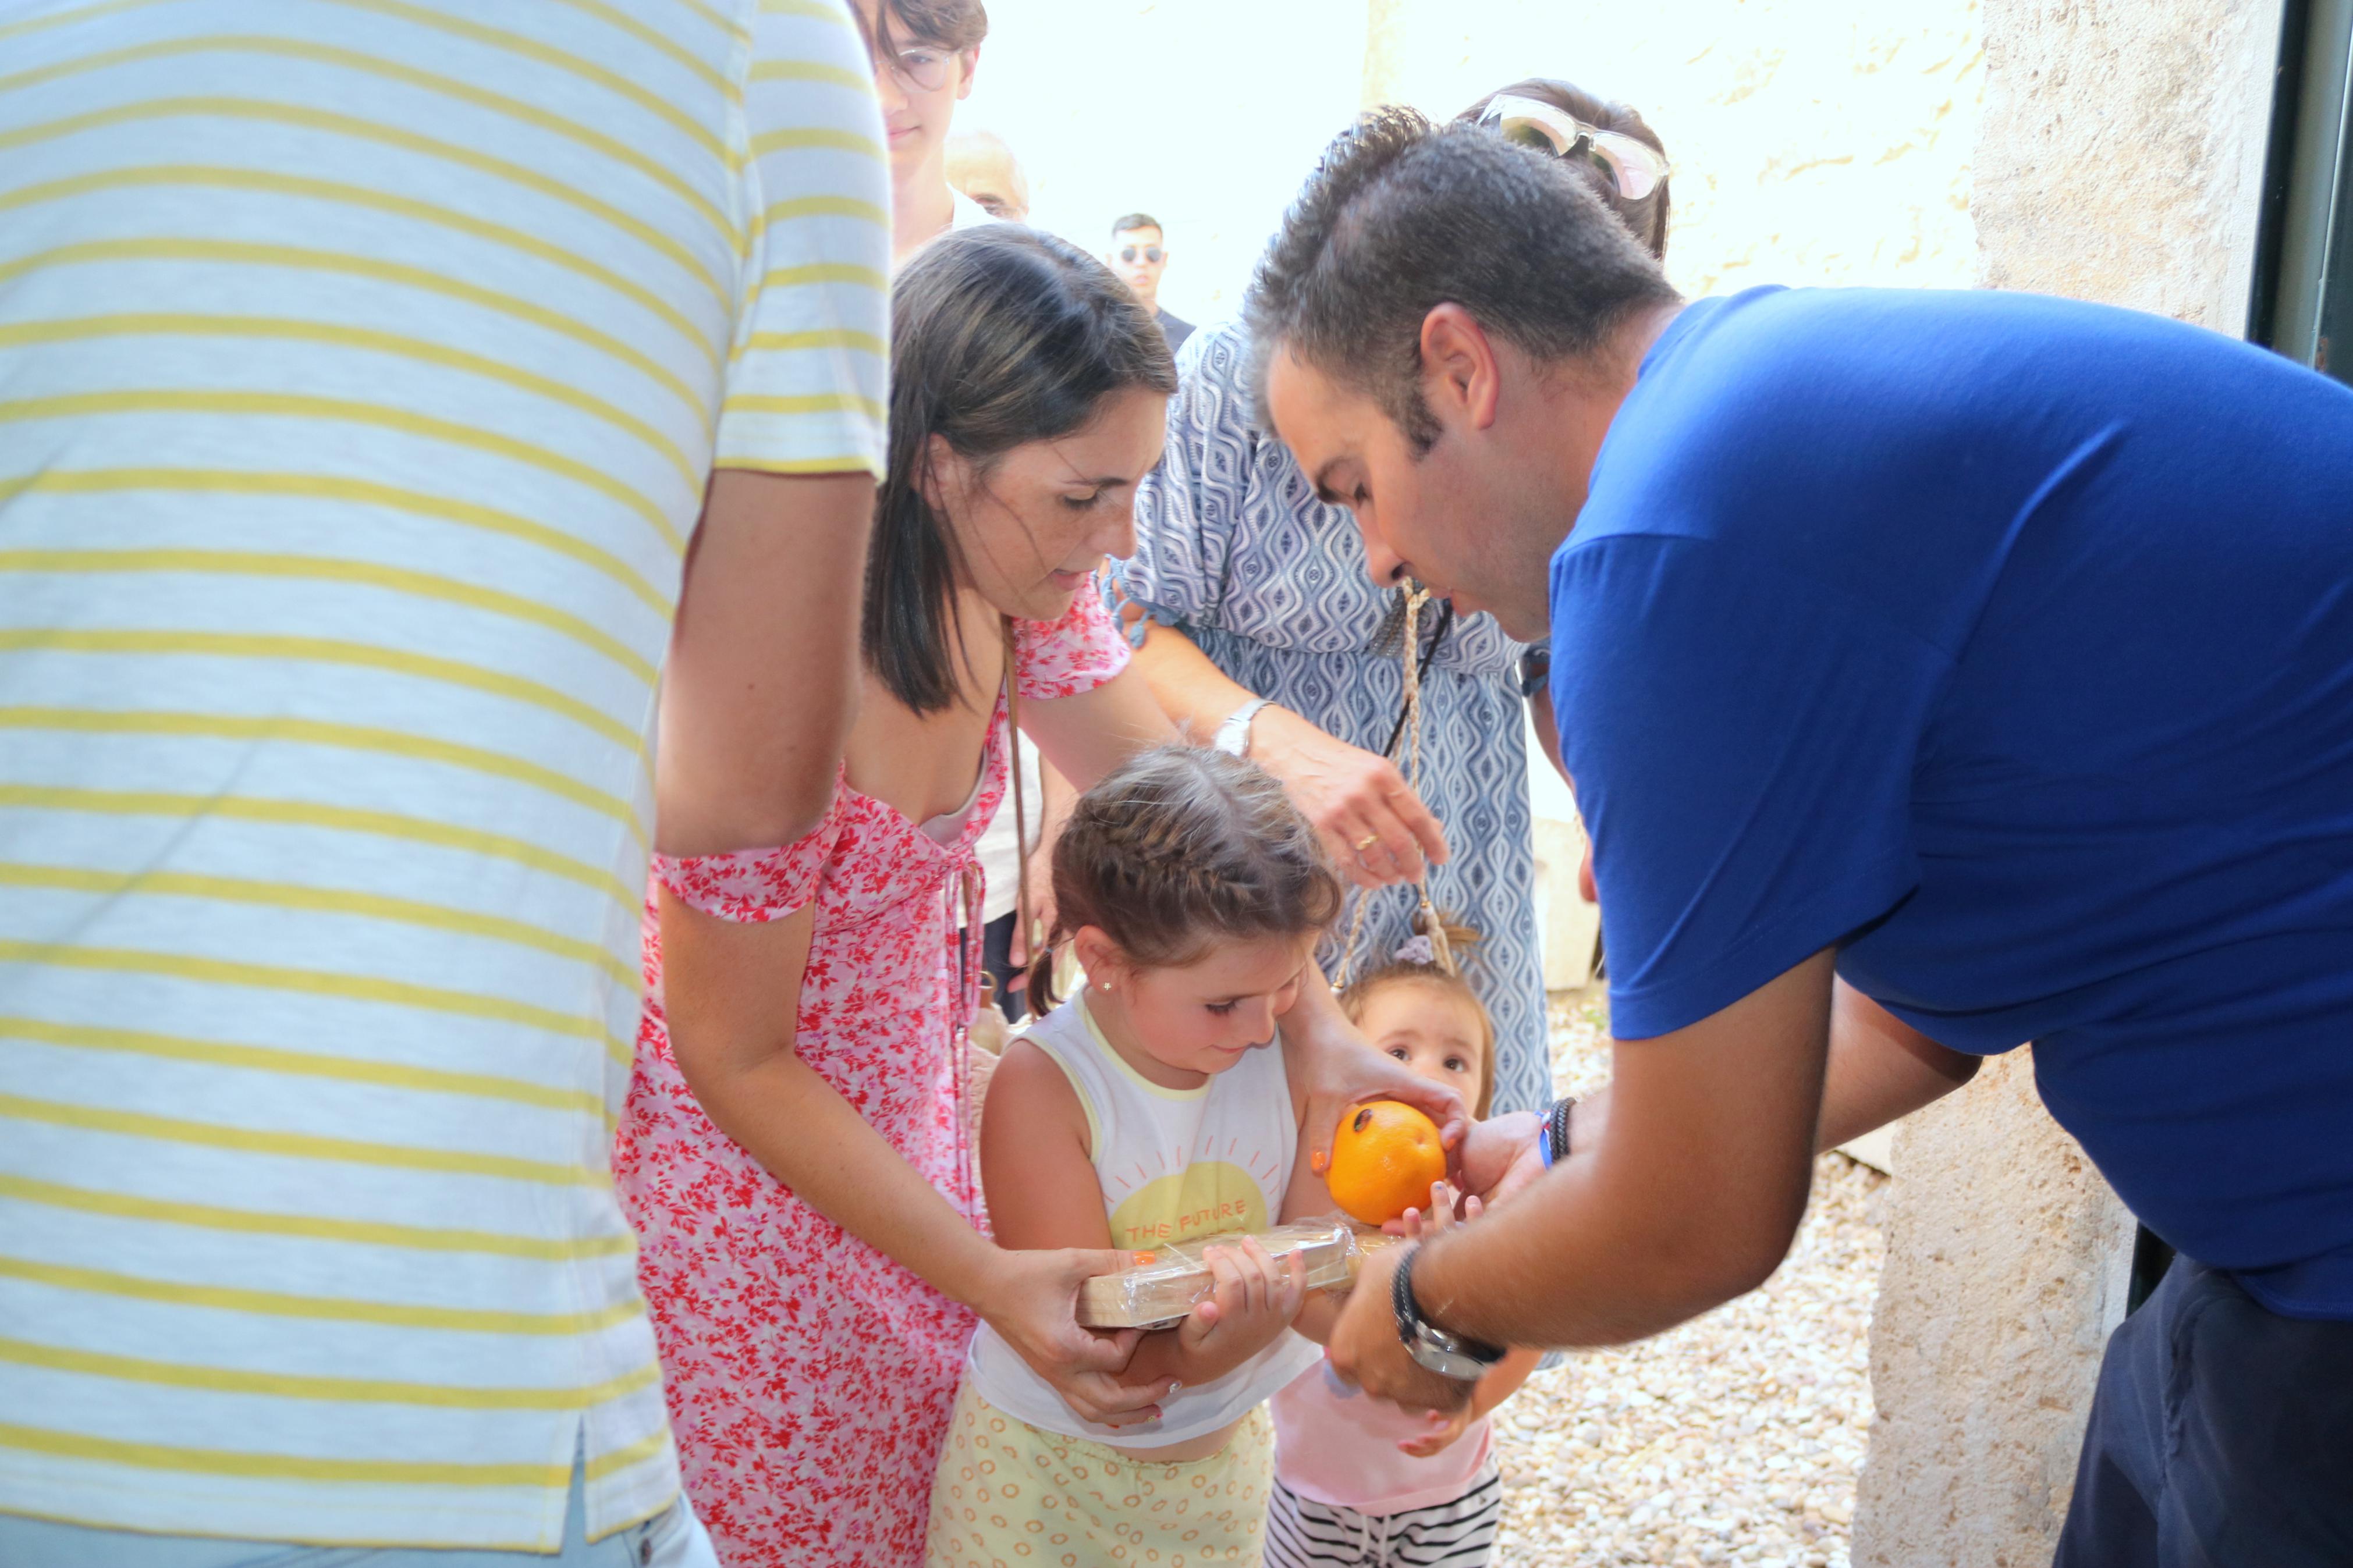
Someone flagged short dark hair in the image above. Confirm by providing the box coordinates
[1110,212,1162,237]
[868,0,986,54]
[1454,78,1671,259]
[870,226,1176,714]
[1245,108,1681,451]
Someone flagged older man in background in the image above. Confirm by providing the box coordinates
[945,126,1031,221]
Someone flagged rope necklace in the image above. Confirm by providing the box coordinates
[1334,584,1457,986]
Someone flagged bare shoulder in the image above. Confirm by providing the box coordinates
[983,1036,1091,1156]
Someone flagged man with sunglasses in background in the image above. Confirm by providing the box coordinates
[1108,213,1193,353]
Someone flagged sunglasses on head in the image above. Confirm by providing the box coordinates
[1119,245,1165,265]
[1477,94,1671,201]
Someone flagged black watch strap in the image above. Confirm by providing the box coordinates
[1546,1096,1577,1165]
[1393,1246,1506,1374]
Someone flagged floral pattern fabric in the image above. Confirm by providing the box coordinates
[616,592,1130,1568]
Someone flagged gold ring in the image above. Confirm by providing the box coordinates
[1354,833,1380,851]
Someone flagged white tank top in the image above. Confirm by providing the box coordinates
[966,991,1322,1446]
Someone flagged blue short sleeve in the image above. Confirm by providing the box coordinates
[1553,534,1949,1038]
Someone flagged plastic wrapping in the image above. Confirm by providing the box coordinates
[1075,1217,1403,1329]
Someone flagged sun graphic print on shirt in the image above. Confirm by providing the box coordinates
[1106,1136,1287,1247]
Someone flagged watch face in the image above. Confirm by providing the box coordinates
[1404,1332,1492,1382]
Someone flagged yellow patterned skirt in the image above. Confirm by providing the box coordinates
[924,1379,1273,1567]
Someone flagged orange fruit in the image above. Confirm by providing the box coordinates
[1323,1100,1447,1226]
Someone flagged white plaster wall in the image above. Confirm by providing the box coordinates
[1360,0,1985,301]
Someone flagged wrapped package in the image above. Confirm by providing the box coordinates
[1076,1217,1403,1329]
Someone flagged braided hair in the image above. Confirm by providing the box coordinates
[1029,746,1343,1009]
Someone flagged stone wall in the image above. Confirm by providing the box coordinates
[1850,4,2283,1563]
[1851,1055,2138,1566]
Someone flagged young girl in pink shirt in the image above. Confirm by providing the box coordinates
[1267,943,1545,1567]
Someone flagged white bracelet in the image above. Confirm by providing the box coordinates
[1213,696,1273,757]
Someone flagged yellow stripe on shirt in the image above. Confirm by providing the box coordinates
[0,631,652,764]
[3,35,732,242]
[0,1256,645,1335]
[0,468,673,619]
[0,168,723,375]
[750,125,886,161]
[0,784,640,916]
[0,1173,636,1261]
[0,1093,603,1186]
[0,1421,579,1489]
[0,709,645,845]
[0,938,634,1067]
[0,550,658,687]
[0,1337,663,1411]
[0,864,639,992]
[0,392,686,556]
[0,317,705,497]
[0,98,730,305]
[0,1016,608,1118]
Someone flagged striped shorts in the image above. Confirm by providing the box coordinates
[1262,1466,1502,1567]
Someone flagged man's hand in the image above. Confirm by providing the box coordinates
[1252,705,1447,888]
[1325,1243,1473,1414]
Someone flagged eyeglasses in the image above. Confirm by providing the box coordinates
[1477,93,1671,201]
[885,46,954,93]
[1119,246,1164,265]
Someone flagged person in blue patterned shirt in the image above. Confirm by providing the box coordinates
[1106,80,1673,1119]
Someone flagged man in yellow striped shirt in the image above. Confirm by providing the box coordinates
[0,0,888,1559]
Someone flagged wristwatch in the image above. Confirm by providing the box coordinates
[1213,696,1273,757]
[1392,1245,1506,1382]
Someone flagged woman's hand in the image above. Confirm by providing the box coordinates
[1284,970,1470,1164]
[975,1246,1176,1428]
[1251,705,1448,889]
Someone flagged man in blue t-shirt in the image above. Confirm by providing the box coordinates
[1250,109,2353,1562]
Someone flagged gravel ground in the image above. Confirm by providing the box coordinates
[1484,992,1889,1568]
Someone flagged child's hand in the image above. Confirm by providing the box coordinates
[1396,1180,1481,1239]
[1180,1236,1306,1364]
[1397,1404,1475,1458]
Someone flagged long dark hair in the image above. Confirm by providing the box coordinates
[1029,746,1344,1011]
[1456,78,1672,260]
[868,225,1176,713]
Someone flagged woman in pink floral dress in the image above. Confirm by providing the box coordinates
[615,229,1186,1567]
[618,227,1467,1568]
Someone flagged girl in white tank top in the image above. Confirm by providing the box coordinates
[924,747,1354,1568]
